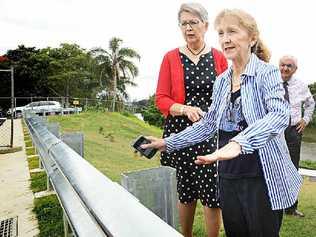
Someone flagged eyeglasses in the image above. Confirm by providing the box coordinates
[179,20,201,29]
[280,63,295,69]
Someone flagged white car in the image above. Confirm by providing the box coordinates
[7,101,62,117]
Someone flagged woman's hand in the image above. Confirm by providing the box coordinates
[183,106,205,122]
[140,136,166,151]
[296,119,307,133]
[195,141,241,165]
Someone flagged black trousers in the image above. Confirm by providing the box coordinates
[219,177,283,237]
[284,125,302,211]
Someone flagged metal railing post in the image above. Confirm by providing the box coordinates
[63,211,74,237]
[47,176,53,191]
[39,159,43,169]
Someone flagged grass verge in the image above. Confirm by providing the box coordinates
[30,172,47,193]
[49,111,162,182]
[27,155,40,170]
[303,126,316,143]
[25,139,33,148]
[281,178,316,237]
[26,147,36,156]
[33,195,64,237]
[300,160,316,170]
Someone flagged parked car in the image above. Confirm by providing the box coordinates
[7,101,62,117]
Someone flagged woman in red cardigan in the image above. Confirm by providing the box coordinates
[155,3,227,237]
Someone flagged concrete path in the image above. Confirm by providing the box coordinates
[301,142,316,161]
[0,119,39,237]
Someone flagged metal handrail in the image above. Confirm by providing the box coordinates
[25,114,182,237]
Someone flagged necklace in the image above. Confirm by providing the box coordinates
[231,73,241,92]
[186,44,206,56]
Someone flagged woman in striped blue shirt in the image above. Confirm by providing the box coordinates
[142,9,302,237]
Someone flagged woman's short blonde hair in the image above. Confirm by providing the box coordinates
[178,2,208,23]
[214,9,271,62]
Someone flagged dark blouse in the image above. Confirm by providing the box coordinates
[218,89,262,179]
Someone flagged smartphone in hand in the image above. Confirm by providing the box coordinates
[132,136,158,159]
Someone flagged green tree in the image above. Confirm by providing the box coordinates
[45,43,98,104]
[5,45,50,97]
[309,82,316,96]
[90,37,140,111]
[142,94,164,128]
[0,45,52,109]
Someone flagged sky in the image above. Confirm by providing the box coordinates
[1,0,315,101]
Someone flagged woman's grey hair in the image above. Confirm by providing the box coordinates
[178,2,209,23]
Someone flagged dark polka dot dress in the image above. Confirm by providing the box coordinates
[160,51,219,208]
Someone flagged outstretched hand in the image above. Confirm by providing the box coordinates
[140,136,166,151]
[195,141,242,165]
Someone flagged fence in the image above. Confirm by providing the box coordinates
[0,95,144,148]
[0,96,143,115]
[0,67,14,148]
[24,113,182,237]
[0,118,11,147]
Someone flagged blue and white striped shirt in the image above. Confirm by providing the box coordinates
[165,54,302,210]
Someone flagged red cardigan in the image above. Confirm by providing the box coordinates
[156,48,228,117]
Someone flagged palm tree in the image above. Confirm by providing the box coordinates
[90,37,140,111]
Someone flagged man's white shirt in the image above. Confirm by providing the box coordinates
[287,76,315,126]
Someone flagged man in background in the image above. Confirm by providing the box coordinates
[279,55,315,217]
